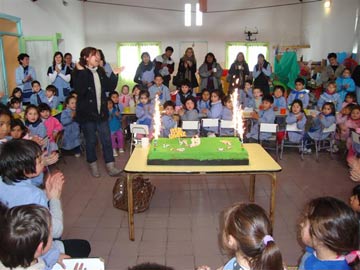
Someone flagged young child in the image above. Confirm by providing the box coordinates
[161,101,177,137]
[342,92,357,109]
[30,80,46,106]
[197,203,283,270]
[317,81,342,112]
[0,106,12,143]
[10,118,28,139]
[39,103,63,153]
[336,68,356,103]
[0,204,53,270]
[44,85,60,110]
[241,79,253,108]
[285,99,306,143]
[299,197,359,270]
[60,95,81,157]
[197,88,211,113]
[108,98,124,156]
[272,85,287,111]
[129,84,141,108]
[220,95,234,136]
[8,97,22,119]
[148,75,171,105]
[246,94,275,141]
[250,87,263,110]
[136,90,154,130]
[119,84,131,107]
[303,102,336,154]
[337,105,360,142]
[109,90,124,113]
[179,96,199,136]
[8,87,23,107]
[24,105,47,140]
[203,89,223,136]
[350,184,360,214]
[175,79,196,108]
[287,78,310,109]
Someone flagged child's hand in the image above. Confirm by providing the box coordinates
[201,108,208,114]
[115,111,120,116]
[32,135,44,146]
[57,253,71,269]
[55,65,61,73]
[71,111,76,118]
[43,152,59,166]
[45,171,65,200]
[178,108,185,116]
[147,82,153,88]
[319,114,324,119]
[113,66,125,75]
[53,131,58,138]
[297,114,303,121]
[310,112,317,118]
[273,106,278,111]
[252,111,259,120]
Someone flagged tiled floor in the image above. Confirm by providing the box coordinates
[58,146,356,270]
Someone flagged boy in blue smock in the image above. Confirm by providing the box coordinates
[287,78,310,109]
[148,75,171,105]
[30,80,46,106]
[161,101,177,137]
[317,81,342,112]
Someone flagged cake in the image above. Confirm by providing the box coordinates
[147,137,249,166]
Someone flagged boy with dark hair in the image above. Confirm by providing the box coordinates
[148,74,171,105]
[30,80,46,106]
[287,77,310,109]
[154,47,175,87]
[350,184,360,213]
[128,263,174,270]
[161,100,176,138]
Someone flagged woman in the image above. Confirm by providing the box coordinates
[98,49,113,78]
[134,52,155,90]
[73,47,122,178]
[175,47,198,89]
[47,51,71,103]
[227,52,249,91]
[15,53,37,104]
[253,53,272,95]
[199,52,223,92]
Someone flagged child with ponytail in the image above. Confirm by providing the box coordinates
[197,202,284,270]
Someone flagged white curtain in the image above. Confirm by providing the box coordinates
[25,40,54,87]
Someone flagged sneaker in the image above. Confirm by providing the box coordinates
[303,148,312,154]
[74,153,81,158]
[106,162,122,177]
[119,148,124,153]
[113,149,118,157]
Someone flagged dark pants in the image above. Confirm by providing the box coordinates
[62,239,91,258]
[81,120,114,164]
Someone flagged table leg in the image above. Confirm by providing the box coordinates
[127,173,135,241]
[249,174,256,202]
[269,173,277,228]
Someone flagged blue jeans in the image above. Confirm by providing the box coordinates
[81,120,114,164]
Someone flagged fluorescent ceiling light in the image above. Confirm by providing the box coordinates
[196,3,202,26]
[185,3,191,27]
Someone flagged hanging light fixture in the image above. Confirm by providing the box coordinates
[185,3,191,27]
[196,3,203,26]
[324,0,331,8]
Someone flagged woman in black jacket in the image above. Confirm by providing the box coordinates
[175,47,198,89]
[73,47,122,177]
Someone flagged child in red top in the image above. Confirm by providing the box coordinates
[119,85,131,107]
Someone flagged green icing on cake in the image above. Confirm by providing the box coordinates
[148,137,248,161]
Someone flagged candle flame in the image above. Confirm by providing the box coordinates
[153,94,161,140]
[231,89,245,142]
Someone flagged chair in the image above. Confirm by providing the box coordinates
[129,123,149,154]
[201,118,219,136]
[313,123,336,161]
[219,120,235,136]
[258,123,279,160]
[181,120,200,136]
[280,123,305,160]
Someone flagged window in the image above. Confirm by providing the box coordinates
[226,42,269,71]
[117,42,161,89]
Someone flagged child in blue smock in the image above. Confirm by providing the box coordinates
[317,81,342,112]
[24,105,47,140]
[240,79,253,108]
[250,87,262,110]
[179,96,199,137]
[220,95,234,136]
[203,89,223,136]
[286,99,306,143]
[161,101,177,137]
[148,74,171,105]
[197,88,211,116]
[298,197,358,270]
[44,85,59,110]
[336,68,356,103]
[175,79,196,108]
[109,91,124,113]
[136,90,154,130]
[272,85,287,111]
[246,94,275,141]
[107,98,124,156]
[30,80,46,106]
[287,78,310,108]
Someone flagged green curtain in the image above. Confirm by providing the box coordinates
[273,51,299,90]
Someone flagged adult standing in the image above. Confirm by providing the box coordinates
[15,53,37,104]
[47,51,71,103]
[73,47,122,178]
[154,46,175,87]
[98,49,113,78]
[227,52,249,91]
[352,65,360,104]
[134,52,155,90]
[175,47,198,89]
[64,52,75,90]
[321,52,345,87]
[199,52,223,92]
[253,53,272,95]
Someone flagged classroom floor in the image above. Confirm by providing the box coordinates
[58,146,355,270]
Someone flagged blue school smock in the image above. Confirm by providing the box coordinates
[26,119,47,138]
[108,107,122,133]
[336,76,356,102]
[136,102,154,128]
[317,92,342,112]
[60,108,80,150]
[148,84,171,105]
[246,108,275,140]
[273,96,287,109]
[30,89,46,106]
[221,106,234,136]
[181,109,199,136]
[15,65,37,103]
[285,112,306,142]
[287,89,310,108]
[45,96,60,110]
[48,65,71,102]
[161,114,177,137]
[307,113,336,140]
[175,91,196,107]
[197,99,210,112]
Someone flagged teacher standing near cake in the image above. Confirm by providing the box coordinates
[73,47,122,178]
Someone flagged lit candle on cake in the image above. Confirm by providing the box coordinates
[231,88,239,137]
[237,105,244,143]
[153,94,161,150]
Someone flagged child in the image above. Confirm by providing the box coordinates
[342,92,357,109]
[303,102,336,154]
[136,90,154,130]
[8,87,23,107]
[241,79,253,108]
[197,88,211,113]
[175,79,196,108]
[317,81,342,112]
[287,78,310,108]
[39,103,63,153]
[148,74,171,105]
[44,85,60,110]
[10,118,28,139]
[337,105,360,143]
[108,98,124,156]
[251,87,263,110]
[179,96,199,136]
[0,106,12,143]
[161,101,177,137]
[220,95,234,136]
[129,84,141,108]
[197,203,283,270]
[272,85,286,111]
[299,197,359,270]
[336,68,356,103]
[30,80,46,106]
[0,204,52,270]
[350,184,360,214]
[285,99,306,143]
[246,94,275,141]
[24,105,47,140]
[61,95,81,157]
[8,97,22,119]
[109,90,124,113]
[119,84,131,107]
[202,89,223,136]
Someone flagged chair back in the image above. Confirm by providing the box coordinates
[260,123,278,133]
[201,118,219,127]
[285,123,303,132]
[130,123,149,135]
[182,121,199,130]
[220,120,234,129]
[322,123,336,133]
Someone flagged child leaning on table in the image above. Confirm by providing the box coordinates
[161,100,177,138]
[197,203,284,270]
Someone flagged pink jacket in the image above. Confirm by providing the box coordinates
[119,94,131,107]
[43,116,63,142]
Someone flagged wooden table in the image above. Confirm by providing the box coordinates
[123,143,282,240]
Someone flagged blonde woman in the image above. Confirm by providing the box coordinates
[175,47,198,89]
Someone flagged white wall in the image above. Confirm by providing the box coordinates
[301,0,360,61]
[0,0,86,57]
